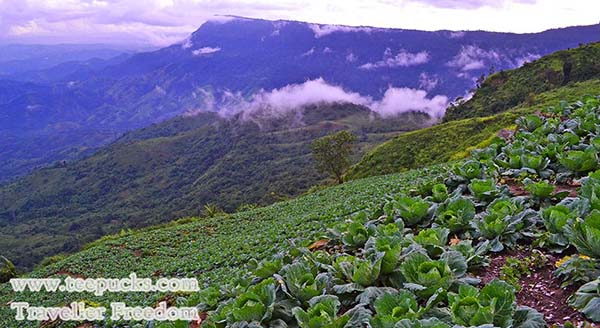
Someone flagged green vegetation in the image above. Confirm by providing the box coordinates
[570,277,600,322]
[347,79,600,180]
[3,41,600,328]
[4,97,600,327]
[0,104,432,270]
[0,256,16,283]
[311,130,358,184]
[499,251,548,291]
[444,42,600,121]
[178,96,600,328]
[0,163,449,326]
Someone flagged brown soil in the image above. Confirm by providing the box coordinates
[477,249,589,326]
[501,178,579,198]
[502,178,529,196]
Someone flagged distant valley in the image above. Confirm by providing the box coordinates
[1,17,599,182]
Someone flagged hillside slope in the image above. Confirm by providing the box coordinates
[3,96,600,327]
[346,43,600,180]
[347,79,600,180]
[0,104,431,270]
[444,42,600,121]
[0,164,450,327]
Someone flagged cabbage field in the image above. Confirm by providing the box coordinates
[3,97,600,327]
[174,97,600,328]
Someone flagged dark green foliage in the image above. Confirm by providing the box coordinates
[0,104,431,270]
[0,256,17,283]
[0,163,451,326]
[311,130,358,184]
[11,96,600,326]
[346,110,520,180]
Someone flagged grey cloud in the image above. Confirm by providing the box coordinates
[0,0,304,46]
[403,0,537,9]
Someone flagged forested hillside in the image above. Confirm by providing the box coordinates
[444,42,600,121]
[0,104,430,270]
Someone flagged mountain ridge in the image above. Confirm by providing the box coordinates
[0,103,431,270]
[1,18,598,182]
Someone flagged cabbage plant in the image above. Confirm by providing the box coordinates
[280,261,332,304]
[435,196,476,234]
[386,196,431,227]
[559,147,599,174]
[411,227,449,258]
[448,280,516,327]
[365,235,403,274]
[541,205,574,247]
[567,210,600,259]
[293,295,368,328]
[399,253,457,299]
[370,291,420,327]
[227,278,277,324]
[569,277,600,322]
[468,178,502,202]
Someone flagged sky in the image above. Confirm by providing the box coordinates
[0,0,599,47]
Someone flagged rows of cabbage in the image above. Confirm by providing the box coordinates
[0,165,450,327]
[160,97,600,328]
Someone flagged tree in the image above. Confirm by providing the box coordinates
[311,130,358,184]
[0,256,17,283]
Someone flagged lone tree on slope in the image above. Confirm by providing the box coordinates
[311,130,358,184]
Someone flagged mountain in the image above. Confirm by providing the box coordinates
[347,42,600,179]
[1,18,599,182]
[0,43,135,79]
[0,104,431,270]
[2,68,600,326]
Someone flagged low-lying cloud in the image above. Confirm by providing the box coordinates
[309,24,375,38]
[360,48,430,70]
[373,88,448,118]
[408,0,537,9]
[191,78,449,121]
[447,45,500,71]
[192,47,221,56]
[514,53,541,67]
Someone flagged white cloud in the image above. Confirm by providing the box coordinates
[234,78,370,118]
[408,0,536,9]
[201,78,448,120]
[309,23,374,38]
[447,45,500,71]
[372,87,448,118]
[448,31,466,38]
[419,72,440,91]
[360,48,430,70]
[514,53,541,67]
[346,52,357,62]
[300,47,315,57]
[180,36,193,49]
[192,47,221,56]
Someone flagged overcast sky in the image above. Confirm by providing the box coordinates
[0,0,598,47]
